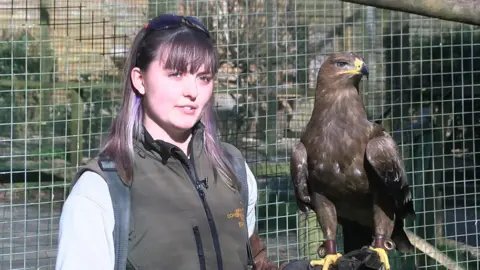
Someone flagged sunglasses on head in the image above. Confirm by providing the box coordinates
[144,14,210,38]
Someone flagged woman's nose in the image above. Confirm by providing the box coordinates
[181,76,198,99]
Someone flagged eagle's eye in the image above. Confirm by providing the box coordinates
[336,61,348,68]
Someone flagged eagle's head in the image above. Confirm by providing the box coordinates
[319,52,369,85]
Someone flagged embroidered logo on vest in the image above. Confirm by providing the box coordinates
[227,208,245,228]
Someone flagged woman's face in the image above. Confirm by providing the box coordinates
[131,55,214,136]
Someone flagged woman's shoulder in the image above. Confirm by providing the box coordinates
[67,170,113,214]
[220,142,244,159]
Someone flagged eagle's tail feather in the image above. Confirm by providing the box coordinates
[391,219,414,254]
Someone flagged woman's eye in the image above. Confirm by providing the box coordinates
[168,71,182,77]
[199,75,212,82]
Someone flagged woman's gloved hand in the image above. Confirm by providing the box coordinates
[249,233,319,270]
[249,232,385,270]
[249,232,279,270]
[279,260,319,270]
[279,247,387,270]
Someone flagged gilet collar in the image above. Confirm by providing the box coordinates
[136,121,206,163]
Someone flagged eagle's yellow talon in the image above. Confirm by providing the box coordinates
[310,253,342,270]
[369,247,390,270]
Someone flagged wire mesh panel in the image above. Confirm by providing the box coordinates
[0,1,145,269]
[0,0,478,269]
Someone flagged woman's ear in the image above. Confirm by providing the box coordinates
[131,67,145,95]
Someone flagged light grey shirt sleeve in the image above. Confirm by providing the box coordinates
[55,161,258,269]
[55,171,115,270]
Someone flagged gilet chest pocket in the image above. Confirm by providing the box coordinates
[192,226,206,270]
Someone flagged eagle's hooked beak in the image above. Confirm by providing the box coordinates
[354,58,369,80]
[338,58,369,80]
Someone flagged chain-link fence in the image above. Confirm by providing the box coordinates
[0,0,478,269]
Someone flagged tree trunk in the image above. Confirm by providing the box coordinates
[340,0,480,26]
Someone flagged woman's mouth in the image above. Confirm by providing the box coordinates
[178,105,197,115]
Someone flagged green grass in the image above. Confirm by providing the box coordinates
[249,162,290,177]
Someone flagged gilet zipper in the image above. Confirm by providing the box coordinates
[175,145,223,270]
[193,226,207,270]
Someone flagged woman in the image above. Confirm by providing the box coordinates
[55,14,282,270]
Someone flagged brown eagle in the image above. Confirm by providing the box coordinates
[290,52,416,270]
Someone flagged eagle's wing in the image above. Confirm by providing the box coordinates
[290,141,312,212]
[365,129,415,219]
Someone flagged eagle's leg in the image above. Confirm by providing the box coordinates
[369,195,396,270]
[309,193,341,270]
